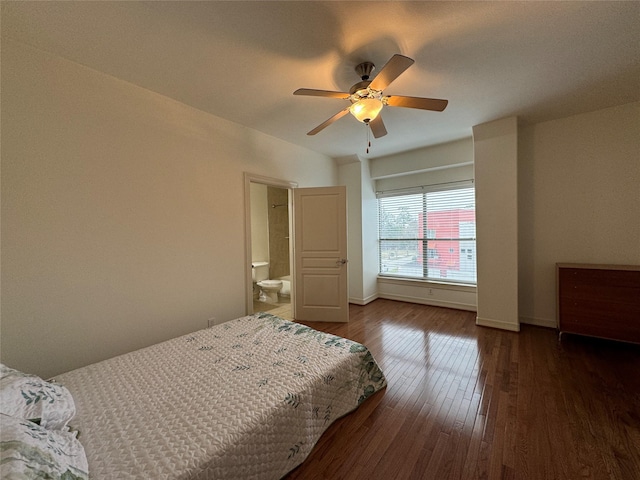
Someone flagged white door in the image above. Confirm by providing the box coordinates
[293,186,348,323]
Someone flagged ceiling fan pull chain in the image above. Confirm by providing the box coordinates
[366,124,371,154]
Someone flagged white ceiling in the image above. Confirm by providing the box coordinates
[2,1,639,159]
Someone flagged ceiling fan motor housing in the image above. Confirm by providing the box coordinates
[350,61,377,97]
[355,61,375,80]
[349,80,372,96]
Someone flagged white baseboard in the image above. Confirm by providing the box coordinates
[377,293,476,312]
[349,294,378,306]
[519,316,557,329]
[476,316,520,332]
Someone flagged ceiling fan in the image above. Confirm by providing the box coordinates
[294,54,448,138]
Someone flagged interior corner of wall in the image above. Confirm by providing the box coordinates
[475,316,520,332]
[472,116,518,142]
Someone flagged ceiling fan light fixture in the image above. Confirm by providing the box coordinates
[294,54,447,137]
[349,98,383,123]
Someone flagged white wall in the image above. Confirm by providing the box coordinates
[338,157,379,306]
[338,161,364,303]
[360,158,379,303]
[369,138,473,179]
[473,117,519,332]
[0,40,337,378]
[518,102,640,327]
[375,164,474,192]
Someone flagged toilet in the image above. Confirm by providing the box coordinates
[257,279,283,303]
[251,261,283,303]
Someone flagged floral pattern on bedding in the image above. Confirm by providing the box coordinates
[53,313,387,480]
[0,413,88,480]
[0,364,76,430]
[191,312,387,409]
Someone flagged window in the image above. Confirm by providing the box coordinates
[377,184,476,285]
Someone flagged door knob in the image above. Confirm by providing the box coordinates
[336,258,348,266]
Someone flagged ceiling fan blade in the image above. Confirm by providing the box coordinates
[294,88,350,99]
[385,95,448,112]
[369,54,415,91]
[369,115,387,138]
[307,107,351,135]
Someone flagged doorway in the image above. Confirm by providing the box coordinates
[244,173,297,320]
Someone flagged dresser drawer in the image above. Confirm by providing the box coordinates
[556,263,640,344]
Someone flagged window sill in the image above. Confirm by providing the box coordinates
[377,275,476,293]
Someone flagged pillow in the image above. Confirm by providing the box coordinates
[0,363,76,430]
[0,413,88,480]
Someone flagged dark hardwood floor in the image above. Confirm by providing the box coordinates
[285,299,640,480]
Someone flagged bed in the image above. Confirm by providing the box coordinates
[1,312,387,479]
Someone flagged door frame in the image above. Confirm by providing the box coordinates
[243,172,298,316]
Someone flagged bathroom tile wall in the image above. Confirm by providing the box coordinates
[267,186,290,280]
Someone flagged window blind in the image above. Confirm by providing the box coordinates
[377,184,476,284]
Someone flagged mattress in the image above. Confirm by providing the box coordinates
[54,312,386,479]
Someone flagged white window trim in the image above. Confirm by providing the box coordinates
[377,180,476,286]
[376,179,474,198]
[377,275,477,293]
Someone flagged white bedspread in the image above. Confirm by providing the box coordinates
[54,313,386,479]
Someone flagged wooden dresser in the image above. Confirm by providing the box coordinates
[556,263,640,344]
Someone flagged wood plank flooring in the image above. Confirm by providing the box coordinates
[284,299,640,480]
